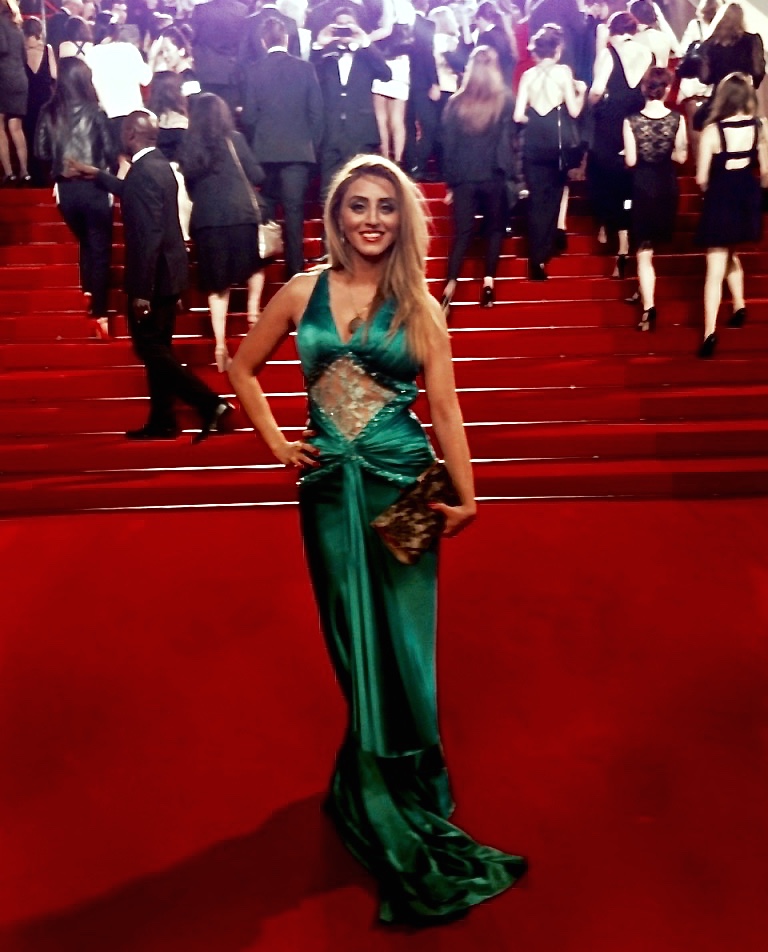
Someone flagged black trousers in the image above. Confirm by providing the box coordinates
[524,158,566,267]
[128,294,219,430]
[446,177,507,282]
[57,179,113,318]
[405,89,440,177]
[262,162,311,278]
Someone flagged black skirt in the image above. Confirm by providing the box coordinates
[193,223,262,293]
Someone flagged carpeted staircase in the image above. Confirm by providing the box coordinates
[1,178,767,516]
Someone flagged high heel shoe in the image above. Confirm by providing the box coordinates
[728,307,747,327]
[698,333,718,359]
[624,290,640,306]
[612,254,627,280]
[554,228,568,254]
[479,285,494,308]
[214,344,230,373]
[93,316,111,341]
[637,306,656,332]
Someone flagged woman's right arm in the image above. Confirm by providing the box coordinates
[228,274,320,468]
[696,124,716,190]
[589,47,612,103]
[622,118,637,167]
[512,70,529,123]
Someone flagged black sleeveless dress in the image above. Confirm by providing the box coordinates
[695,118,762,248]
[627,110,680,244]
[588,46,645,232]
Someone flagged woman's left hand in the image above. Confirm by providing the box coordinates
[430,501,477,538]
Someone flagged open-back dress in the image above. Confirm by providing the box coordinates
[295,270,526,924]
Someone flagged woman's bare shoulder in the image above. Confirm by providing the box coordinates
[284,269,325,326]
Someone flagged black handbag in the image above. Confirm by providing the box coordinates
[557,104,584,172]
[677,40,706,80]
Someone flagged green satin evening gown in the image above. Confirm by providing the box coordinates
[296,270,526,924]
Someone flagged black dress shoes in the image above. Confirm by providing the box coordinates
[192,401,234,444]
[528,263,547,281]
[125,423,178,440]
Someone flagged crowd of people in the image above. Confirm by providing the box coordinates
[0,0,767,368]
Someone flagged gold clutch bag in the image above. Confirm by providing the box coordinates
[371,461,460,565]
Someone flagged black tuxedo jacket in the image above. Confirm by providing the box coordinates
[238,6,301,64]
[97,149,188,301]
[312,45,391,152]
[408,14,438,94]
[191,0,248,85]
[241,51,324,163]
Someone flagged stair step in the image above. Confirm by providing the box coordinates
[2,454,767,516]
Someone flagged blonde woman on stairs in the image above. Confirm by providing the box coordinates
[179,93,266,372]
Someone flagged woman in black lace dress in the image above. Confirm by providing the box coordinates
[622,67,687,330]
[694,72,768,358]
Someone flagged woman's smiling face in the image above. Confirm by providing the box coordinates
[338,174,401,260]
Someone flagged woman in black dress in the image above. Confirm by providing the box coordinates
[514,23,586,280]
[0,0,29,185]
[440,45,514,313]
[21,17,56,187]
[180,93,266,371]
[623,67,687,330]
[697,2,764,130]
[588,11,652,277]
[695,71,768,358]
[148,71,192,240]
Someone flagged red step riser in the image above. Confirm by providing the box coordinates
[5,354,768,402]
[4,387,768,438]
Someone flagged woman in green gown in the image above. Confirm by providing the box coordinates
[229,155,526,925]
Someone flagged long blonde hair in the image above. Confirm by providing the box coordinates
[324,155,445,363]
[444,45,506,135]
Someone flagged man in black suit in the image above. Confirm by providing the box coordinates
[311,7,391,191]
[241,17,324,278]
[404,0,440,181]
[237,0,301,67]
[70,112,230,441]
[46,0,83,59]
[190,0,248,112]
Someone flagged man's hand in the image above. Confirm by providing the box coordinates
[64,157,99,179]
[132,298,151,319]
[428,84,441,102]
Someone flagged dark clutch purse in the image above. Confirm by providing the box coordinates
[371,461,460,566]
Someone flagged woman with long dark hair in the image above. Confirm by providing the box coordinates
[440,45,514,313]
[148,71,192,240]
[35,57,115,338]
[623,67,687,330]
[0,0,29,185]
[229,153,527,924]
[180,93,266,370]
[514,23,586,280]
[694,71,768,357]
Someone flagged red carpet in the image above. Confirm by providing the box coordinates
[1,499,767,951]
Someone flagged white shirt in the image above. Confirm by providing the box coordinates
[85,42,152,119]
